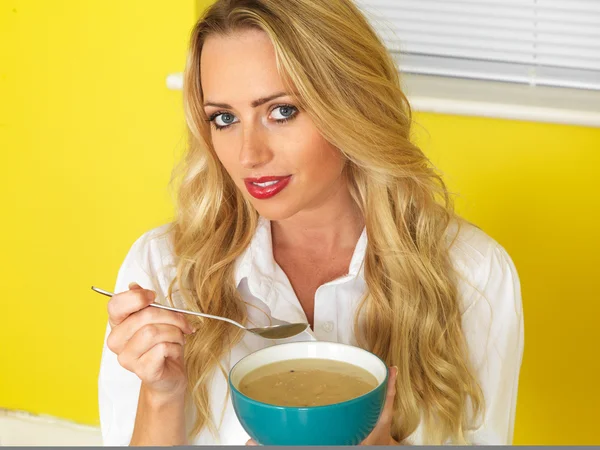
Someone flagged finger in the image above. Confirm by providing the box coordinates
[107,286,156,328]
[378,366,398,425]
[136,342,184,382]
[118,323,186,364]
[108,308,194,355]
[246,439,258,446]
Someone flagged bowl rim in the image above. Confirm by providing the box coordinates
[228,341,389,411]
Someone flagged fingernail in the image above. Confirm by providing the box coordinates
[128,282,140,289]
[392,366,398,377]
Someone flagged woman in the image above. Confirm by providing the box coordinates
[98,0,524,445]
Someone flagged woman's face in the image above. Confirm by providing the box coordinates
[200,29,347,221]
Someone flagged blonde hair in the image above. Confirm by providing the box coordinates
[166,0,484,444]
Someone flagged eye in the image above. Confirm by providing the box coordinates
[271,105,298,121]
[211,112,239,128]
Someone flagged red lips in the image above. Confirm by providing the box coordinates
[243,175,292,199]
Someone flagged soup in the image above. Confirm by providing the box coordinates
[238,358,378,407]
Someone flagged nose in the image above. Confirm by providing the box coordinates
[238,123,273,169]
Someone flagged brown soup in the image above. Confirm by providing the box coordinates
[238,358,378,407]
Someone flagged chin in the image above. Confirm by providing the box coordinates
[250,201,300,222]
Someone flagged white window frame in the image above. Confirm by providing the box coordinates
[166,72,600,127]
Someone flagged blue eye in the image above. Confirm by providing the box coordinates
[272,105,297,120]
[211,112,239,128]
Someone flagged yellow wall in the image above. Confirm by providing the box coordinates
[1,0,599,444]
[411,114,600,445]
[0,0,194,424]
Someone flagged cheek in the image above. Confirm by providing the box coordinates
[298,135,344,180]
[212,138,239,174]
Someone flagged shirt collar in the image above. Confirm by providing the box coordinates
[234,216,367,289]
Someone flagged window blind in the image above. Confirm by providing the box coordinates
[355,0,600,90]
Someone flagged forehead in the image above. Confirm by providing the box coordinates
[200,29,287,102]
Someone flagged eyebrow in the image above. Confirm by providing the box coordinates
[203,92,293,109]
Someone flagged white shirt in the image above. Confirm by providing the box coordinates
[98,217,524,445]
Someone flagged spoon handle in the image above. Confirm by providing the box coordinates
[91,286,246,330]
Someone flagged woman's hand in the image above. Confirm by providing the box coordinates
[106,282,196,401]
[246,366,399,446]
[360,366,399,445]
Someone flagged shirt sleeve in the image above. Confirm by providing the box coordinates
[464,243,525,445]
[97,232,160,446]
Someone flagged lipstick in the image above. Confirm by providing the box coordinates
[244,175,292,200]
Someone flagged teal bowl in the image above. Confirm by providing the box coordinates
[229,341,388,446]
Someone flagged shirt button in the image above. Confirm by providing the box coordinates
[322,321,334,333]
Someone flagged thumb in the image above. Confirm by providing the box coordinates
[128,282,143,290]
[379,366,398,425]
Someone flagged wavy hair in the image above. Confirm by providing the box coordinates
[165,0,484,444]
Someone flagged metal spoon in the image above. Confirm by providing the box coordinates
[91,286,309,340]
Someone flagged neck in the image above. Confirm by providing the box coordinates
[270,181,364,255]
